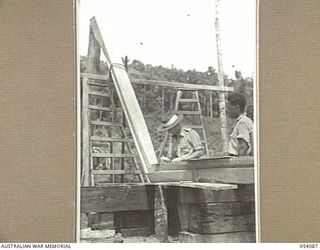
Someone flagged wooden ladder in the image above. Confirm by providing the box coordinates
[82,74,145,186]
[159,88,209,158]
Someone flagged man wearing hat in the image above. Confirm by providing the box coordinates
[158,113,204,163]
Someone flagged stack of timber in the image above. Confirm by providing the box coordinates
[148,156,254,184]
[177,184,256,243]
[81,184,155,239]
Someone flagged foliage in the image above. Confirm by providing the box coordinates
[81,56,254,155]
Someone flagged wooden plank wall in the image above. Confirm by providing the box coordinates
[178,184,256,243]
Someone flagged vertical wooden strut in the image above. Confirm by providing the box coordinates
[89,17,158,175]
[215,0,229,154]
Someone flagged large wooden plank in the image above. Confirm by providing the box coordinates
[81,185,154,213]
[187,202,255,234]
[178,231,256,243]
[150,182,237,190]
[80,73,234,92]
[153,156,254,171]
[90,17,157,174]
[147,167,254,184]
[131,78,234,92]
[114,210,154,228]
[178,184,255,203]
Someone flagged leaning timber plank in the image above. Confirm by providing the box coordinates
[91,170,141,175]
[152,156,254,171]
[178,184,255,203]
[147,167,254,184]
[90,17,157,174]
[187,203,256,234]
[81,185,154,213]
[178,231,256,243]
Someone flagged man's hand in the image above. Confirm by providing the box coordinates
[160,156,171,164]
[171,157,182,163]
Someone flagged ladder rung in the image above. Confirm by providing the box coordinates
[81,73,110,81]
[90,121,122,127]
[91,170,142,175]
[91,136,128,142]
[175,110,202,115]
[182,125,204,129]
[91,153,135,158]
[88,82,112,87]
[178,98,199,103]
[88,105,120,112]
[88,91,111,98]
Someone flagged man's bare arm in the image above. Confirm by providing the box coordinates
[237,138,249,156]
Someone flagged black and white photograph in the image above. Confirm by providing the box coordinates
[78,0,257,243]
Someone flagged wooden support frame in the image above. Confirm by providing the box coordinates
[89,17,158,175]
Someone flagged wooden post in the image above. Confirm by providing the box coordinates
[81,77,90,187]
[87,26,101,74]
[215,0,229,154]
[210,92,213,118]
[161,89,165,115]
[154,185,168,241]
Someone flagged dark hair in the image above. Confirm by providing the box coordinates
[227,92,247,112]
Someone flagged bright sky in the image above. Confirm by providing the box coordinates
[79,0,256,79]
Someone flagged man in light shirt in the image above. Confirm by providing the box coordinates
[227,93,254,156]
[158,113,204,163]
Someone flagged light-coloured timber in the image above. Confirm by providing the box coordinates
[178,231,255,243]
[215,0,229,154]
[80,73,234,92]
[81,77,90,186]
[152,156,254,171]
[147,167,254,184]
[90,17,157,174]
[154,186,168,241]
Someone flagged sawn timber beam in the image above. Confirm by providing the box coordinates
[80,73,234,92]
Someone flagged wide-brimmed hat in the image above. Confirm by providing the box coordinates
[158,114,183,132]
